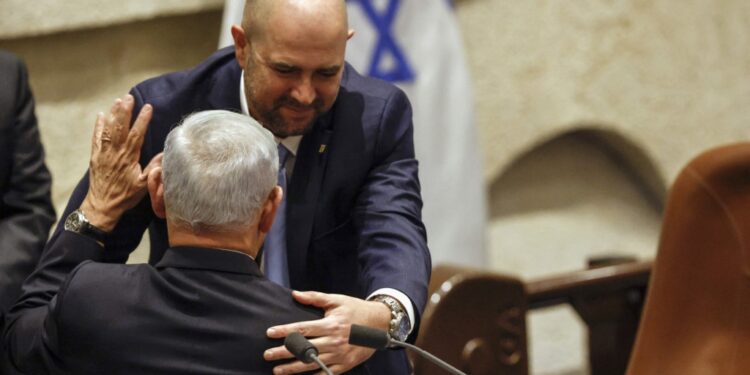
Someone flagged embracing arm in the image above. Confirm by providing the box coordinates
[265,88,431,374]
[354,87,431,338]
[3,232,103,373]
[4,96,158,372]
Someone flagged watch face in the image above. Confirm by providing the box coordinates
[65,210,84,232]
[392,314,410,342]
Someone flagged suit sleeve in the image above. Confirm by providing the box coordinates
[353,88,431,340]
[3,231,103,373]
[0,55,56,312]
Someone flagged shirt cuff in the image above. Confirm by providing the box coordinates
[367,288,415,334]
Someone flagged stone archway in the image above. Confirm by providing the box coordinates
[487,126,664,375]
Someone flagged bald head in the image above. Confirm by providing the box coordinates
[242,0,348,44]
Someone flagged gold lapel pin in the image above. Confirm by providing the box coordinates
[319,144,327,154]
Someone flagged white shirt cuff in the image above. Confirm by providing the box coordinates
[367,288,415,334]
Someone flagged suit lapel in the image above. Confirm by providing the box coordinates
[286,115,333,290]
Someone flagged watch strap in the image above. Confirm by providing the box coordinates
[371,294,410,342]
[65,209,108,244]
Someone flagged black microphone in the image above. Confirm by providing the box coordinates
[284,332,333,375]
[348,324,467,375]
[349,323,391,349]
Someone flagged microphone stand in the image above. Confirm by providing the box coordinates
[389,339,467,375]
[309,353,333,375]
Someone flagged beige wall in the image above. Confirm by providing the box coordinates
[457,0,750,184]
[2,1,749,374]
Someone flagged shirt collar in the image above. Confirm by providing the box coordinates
[240,72,302,156]
[156,246,262,276]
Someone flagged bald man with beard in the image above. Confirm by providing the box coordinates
[41,1,430,373]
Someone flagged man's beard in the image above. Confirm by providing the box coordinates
[254,95,325,138]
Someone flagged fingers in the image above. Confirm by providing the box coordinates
[264,345,293,361]
[267,317,332,338]
[102,94,149,148]
[264,334,348,361]
[92,112,106,152]
[270,351,359,375]
[109,95,133,143]
[270,359,321,375]
[105,98,125,144]
[127,104,152,155]
[292,290,341,309]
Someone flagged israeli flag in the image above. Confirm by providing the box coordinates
[219,0,488,267]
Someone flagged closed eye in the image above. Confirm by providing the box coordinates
[317,68,340,78]
[272,64,298,75]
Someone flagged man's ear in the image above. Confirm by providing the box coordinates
[231,25,249,69]
[259,186,283,234]
[148,167,166,219]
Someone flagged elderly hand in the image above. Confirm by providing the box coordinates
[80,95,160,231]
[264,291,391,375]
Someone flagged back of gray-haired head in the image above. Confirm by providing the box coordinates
[162,110,278,231]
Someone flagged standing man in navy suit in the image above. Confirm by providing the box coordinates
[47,0,430,373]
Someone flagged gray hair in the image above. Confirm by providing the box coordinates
[162,110,278,232]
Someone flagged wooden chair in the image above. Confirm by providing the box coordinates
[627,143,750,374]
[412,265,528,375]
[416,260,651,375]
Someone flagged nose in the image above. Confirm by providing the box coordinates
[290,77,316,106]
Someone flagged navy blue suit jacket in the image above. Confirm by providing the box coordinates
[4,231,333,374]
[50,47,431,373]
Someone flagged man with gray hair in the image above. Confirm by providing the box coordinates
[3,97,342,374]
[45,0,430,373]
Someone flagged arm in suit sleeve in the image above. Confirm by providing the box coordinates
[353,88,431,339]
[0,54,56,312]
[3,231,103,373]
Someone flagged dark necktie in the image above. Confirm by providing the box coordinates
[263,144,290,286]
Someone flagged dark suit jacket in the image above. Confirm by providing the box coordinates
[50,47,430,373]
[4,231,333,374]
[0,51,55,313]
[0,51,55,374]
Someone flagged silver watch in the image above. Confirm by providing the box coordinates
[64,209,107,243]
[371,295,411,342]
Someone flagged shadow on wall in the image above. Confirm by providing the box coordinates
[491,127,665,221]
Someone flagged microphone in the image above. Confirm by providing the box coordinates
[284,332,333,375]
[348,324,467,375]
[349,323,390,349]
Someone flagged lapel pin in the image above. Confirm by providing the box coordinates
[318,144,327,154]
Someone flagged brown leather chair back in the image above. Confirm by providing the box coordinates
[627,143,750,374]
[414,265,528,375]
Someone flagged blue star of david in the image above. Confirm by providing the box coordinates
[349,0,415,83]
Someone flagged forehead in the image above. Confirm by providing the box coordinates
[254,2,348,68]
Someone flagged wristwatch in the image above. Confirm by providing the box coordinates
[371,295,411,342]
[64,209,108,244]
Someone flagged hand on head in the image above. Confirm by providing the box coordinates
[81,94,161,231]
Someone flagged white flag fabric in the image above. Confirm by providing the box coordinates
[219,0,488,267]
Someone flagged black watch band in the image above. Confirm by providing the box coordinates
[64,209,108,244]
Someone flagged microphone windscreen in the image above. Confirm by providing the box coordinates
[284,332,317,363]
[349,324,390,349]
